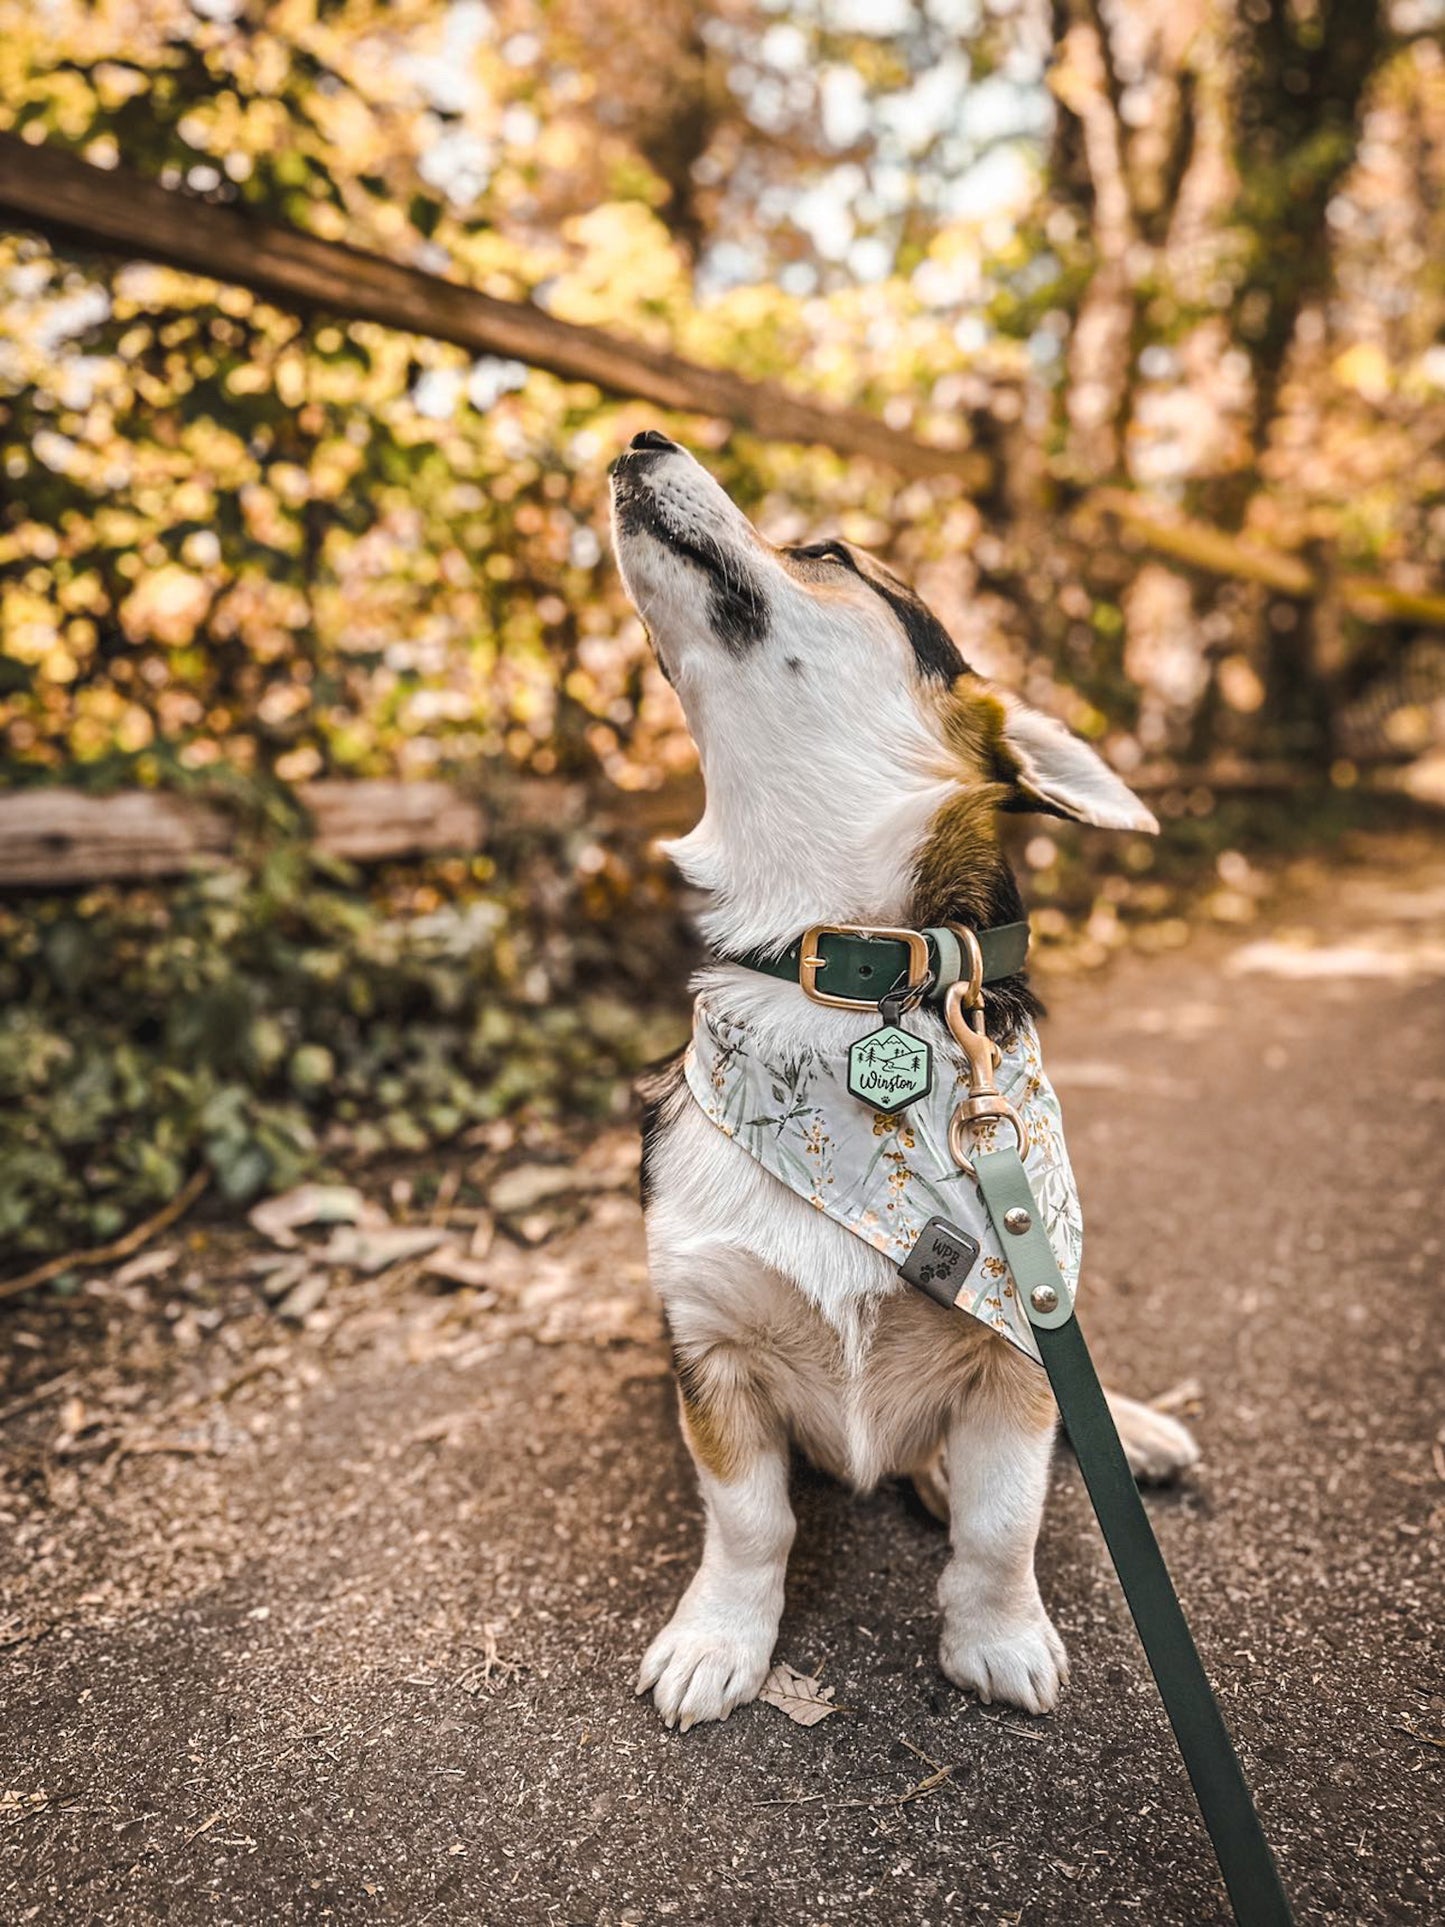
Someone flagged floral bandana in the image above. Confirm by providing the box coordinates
[684,1004,1083,1364]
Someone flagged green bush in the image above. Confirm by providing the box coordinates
[0,820,688,1262]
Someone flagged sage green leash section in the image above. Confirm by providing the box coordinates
[970,1145,1295,1927]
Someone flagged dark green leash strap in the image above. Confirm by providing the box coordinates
[966,1146,1294,1927]
[729,919,1031,1008]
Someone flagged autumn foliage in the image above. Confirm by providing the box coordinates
[1,0,1441,1258]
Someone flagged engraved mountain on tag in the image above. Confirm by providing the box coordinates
[846,1024,933,1112]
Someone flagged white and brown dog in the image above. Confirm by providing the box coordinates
[610,430,1196,1731]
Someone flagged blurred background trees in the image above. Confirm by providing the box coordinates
[2,0,1443,1260]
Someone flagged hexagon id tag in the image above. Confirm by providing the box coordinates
[846,1024,933,1113]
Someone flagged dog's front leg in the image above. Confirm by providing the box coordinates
[937,1356,1068,1716]
[638,1321,794,1731]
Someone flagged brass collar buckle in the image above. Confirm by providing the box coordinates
[798,924,930,1012]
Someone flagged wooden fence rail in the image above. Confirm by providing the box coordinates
[0,133,984,485]
[4,759,1438,891]
[2,134,1444,626]
[0,780,484,886]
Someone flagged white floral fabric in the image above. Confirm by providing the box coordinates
[684,1004,1083,1363]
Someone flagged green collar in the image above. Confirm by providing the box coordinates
[727,920,1030,1011]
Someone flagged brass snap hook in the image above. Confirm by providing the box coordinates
[942,980,1030,1176]
[947,1102,1030,1177]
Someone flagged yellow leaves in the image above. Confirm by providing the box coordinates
[275,744,323,782]
[275,350,309,410]
[307,202,349,243]
[225,363,273,397]
[547,203,688,333]
[311,438,364,500]
[1332,343,1391,403]
[258,681,312,728]
[119,565,211,648]
[115,701,155,754]
[57,573,104,616]
[91,59,148,111]
[269,464,312,509]
[1047,34,1096,118]
[537,120,587,176]
[1218,656,1267,715]
[3,586,60,664]
[180,530,222,570]
[170,480,215,523]
[239,484,294,551]
[65,686,153,758]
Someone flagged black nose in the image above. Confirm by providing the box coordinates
[629,429,676,453]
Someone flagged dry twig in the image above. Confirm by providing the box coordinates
[0,1169,209,1304]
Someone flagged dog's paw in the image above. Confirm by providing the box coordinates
[1107,1391,1200,1485]
[636,1607,774,1731]
[939,1608,1069,1716]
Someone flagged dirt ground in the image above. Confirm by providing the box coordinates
[2,833,1443,1926]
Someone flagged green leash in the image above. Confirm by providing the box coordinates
[735,913,1293,1919]
[965,1145,1295,1927]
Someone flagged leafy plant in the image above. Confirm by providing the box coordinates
[0,802,689,1261]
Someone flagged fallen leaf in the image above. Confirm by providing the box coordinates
[112,1246,179,1288]
[0,1791,49,1817]
[258,1253,313,1303]
[320,1225,453,1274]
[181,1809,223,1849]
[574,1135,642,1185]
[249,1184,380,1249]
[758,1662,838,1727]
[1149,1377,1204,1415]
[487,1163,621,1216]
[275,1270,331,1322]
[421,1249,494,1291]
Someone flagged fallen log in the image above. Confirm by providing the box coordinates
[0,780,485,886]
[1088,490,1445,626]
[299,778,484,863]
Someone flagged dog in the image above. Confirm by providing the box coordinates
[609,429,1197,1731]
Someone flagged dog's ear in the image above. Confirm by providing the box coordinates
[996,697,1159,833]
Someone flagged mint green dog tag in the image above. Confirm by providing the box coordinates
[847,1024,932,1113]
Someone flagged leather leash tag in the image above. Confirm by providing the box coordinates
[898,1216,981,1308]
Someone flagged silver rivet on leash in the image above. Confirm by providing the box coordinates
[1029,1283,1059,1314]
[1003,1206,1031,1235]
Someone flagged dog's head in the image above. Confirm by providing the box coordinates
[609,432,1155,954]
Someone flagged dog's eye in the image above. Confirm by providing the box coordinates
[792,541,857,571]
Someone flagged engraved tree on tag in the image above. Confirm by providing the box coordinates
[846,1024,933,1113]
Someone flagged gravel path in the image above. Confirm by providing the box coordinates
[2,835,1442,1925]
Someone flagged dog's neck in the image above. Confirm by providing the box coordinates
[664,675,958,955]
